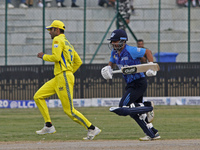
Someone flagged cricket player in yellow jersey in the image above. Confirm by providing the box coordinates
[34,20,101,140]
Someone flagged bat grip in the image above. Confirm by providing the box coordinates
[112,70,122,74]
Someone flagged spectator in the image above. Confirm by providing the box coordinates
[177,0,187,6]
[116,0,131,31]
[25,0,33,7]
[109,0,115,7]
[98,0,115,7]
[5,0,28,8]
[26,0,43,7]
[137,39,144,48]
[56,0,79,7]
[37,0,43,7]
[71,0,79,7]
[56,0,66,7]
[196,0,200,6]
[129,0,134,14]
[45,0,52,7]
[185,0,200,7]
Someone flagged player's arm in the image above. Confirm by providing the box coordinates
[108,61,116,69]
[144,49,153,62]
[140,56,147,64]
[72,51,82,73]
[43,38,63,62]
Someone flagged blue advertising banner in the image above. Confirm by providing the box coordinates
[0,100,46,108]
[1,97,200,109]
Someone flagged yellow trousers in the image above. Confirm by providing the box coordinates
[34,71,92,129]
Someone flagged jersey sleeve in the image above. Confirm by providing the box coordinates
[109,50,116,64]
[127,46,146,59]
[72,50,82,73]
[43,37,63,62]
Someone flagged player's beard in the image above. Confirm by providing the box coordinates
[50,29,58,39]
[51,33,56,39]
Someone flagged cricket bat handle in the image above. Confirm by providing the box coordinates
[112,70,122,74]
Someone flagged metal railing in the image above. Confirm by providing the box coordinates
[0,63,200,100]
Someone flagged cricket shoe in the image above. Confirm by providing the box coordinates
[146,101,154,123]
[109,107,119,112]
[139,133,161,141]
[36,125,56,135]
[83,126,101,140]
[109,106,129,111]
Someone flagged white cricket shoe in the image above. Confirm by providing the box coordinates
[83,126,101,140]
[109,107,119,112]
[146,101,154,123]
[38,2,43,8]
[57,2,61,7]
[8,3,14,8]
[139,133,161,141]
[46,2,51,7]
[0,3,14,9]
[19,3,28,8]
[36,125,56,135]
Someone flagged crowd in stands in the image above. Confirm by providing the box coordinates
[98,0,134,31]
[185,0,200,7]
[177,0,200,7]
[2,0,200,9]
[1,0,79,8]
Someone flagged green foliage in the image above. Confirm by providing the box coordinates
[0,106,200,141]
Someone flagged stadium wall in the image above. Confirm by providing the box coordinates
[0,63,200,100]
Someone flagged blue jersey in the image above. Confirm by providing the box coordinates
[109,44,146,84]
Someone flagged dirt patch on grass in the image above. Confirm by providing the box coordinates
[0,139,200,150]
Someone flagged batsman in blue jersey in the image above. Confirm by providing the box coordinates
[101,29,161,141]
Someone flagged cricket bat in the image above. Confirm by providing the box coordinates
[112,63,160,75]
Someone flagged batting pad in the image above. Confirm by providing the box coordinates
[131,114,155,138]
[109,106,153,116]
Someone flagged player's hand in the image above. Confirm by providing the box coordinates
[146,69,157,76]
[146,62,157,76]
[101,66,113,80]
[37,52,44,59]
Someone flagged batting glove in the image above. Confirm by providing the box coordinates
[101,66,113,80]
[146,62,157,76]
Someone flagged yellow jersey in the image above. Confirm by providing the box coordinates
[43,34,82,76]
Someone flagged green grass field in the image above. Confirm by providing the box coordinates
[0,106,200,141]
